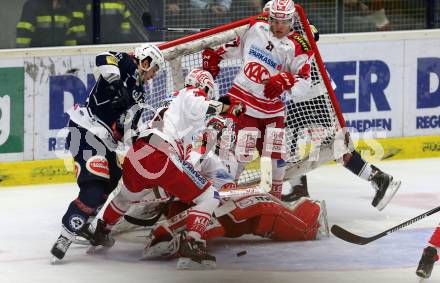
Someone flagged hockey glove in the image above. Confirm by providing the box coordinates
[202,48,222,79]
[264,72,297,100]
[227,100,246,118]
[111,85,135,111]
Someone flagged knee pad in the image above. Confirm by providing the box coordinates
[78,180,109,211]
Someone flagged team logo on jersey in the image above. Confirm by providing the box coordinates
[244,62,270,83]
[86,156,110,179]
[69,214,85,231]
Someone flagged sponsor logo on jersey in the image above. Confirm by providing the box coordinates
[69,214,85,231]
[249,45,280,70]
[171,155,208,189]
[86,156,110,179]
[289,34,311,52]
[106,55,118,66]
[244,62,270,83]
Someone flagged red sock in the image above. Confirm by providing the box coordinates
[429,226,440,248]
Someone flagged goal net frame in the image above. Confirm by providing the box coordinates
[143,4,349,187]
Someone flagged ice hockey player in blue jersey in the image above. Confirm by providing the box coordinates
[50,43,165,262]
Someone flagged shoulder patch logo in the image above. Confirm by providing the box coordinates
[255,16,268,21]
[106,55,118,66]
[290,34,311,52]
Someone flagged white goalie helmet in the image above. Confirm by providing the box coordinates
[184,68,216,99]
[134,43,165,72]
[269,0,296,26]
[263,0,273,12]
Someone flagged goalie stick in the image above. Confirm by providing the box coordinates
[124,186,269,227]
[331,205,440,245]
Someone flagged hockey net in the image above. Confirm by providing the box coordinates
[141,4,347,187]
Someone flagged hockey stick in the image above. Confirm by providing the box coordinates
[123,186,269,227]
[142,12,208,32]
[124,196,175,227]
[331,206,440,245]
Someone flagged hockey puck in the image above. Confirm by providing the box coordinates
[236,250,247,257]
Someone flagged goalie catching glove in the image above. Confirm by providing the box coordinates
[202,48,222,79]
[264,72,296,99]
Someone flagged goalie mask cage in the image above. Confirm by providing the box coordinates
[143,4,347,186]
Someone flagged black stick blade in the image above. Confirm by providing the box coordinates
[331,225,375,245]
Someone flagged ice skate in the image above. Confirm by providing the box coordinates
[416,246,439,279]
[87,219,115,254]
[176,232,216,270]
[282,175,309,203]
[50,227,74,263]
[370,166,401,211]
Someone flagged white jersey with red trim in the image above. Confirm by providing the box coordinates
[139,87,209,159]
[218,16,313,118]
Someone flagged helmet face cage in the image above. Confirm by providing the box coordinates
[205,116,236,150]
[135,44,165,73]
[269,0,296,27]
[184,69,216,100]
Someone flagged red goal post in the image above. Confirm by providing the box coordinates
[145,4,348,186]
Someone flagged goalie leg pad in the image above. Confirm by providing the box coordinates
[253,198,321,241]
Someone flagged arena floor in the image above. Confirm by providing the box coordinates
[1,158,439,283]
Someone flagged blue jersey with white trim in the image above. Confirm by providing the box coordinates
[86,51,146,128]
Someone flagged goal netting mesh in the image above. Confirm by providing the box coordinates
[141,4,346,187]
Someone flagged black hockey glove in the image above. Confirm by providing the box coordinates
[110,83,135,111]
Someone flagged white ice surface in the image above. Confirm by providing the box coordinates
[1,158,440,283]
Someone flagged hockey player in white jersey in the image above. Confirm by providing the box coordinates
[202,0,313,201]
[90,68,246,269]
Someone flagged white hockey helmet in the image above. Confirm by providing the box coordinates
[263,0,273,12]
[134,43,165,72]
[184,68,216,99]
[269,0,296,26]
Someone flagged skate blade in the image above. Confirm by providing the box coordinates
[376,180,402,211]
[416,269,430,280]
[176,257,216,270]
[50,256,62,265]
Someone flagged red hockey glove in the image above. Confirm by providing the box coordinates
[202,48,222,79]
[264,72,297,100]
[227,100,246,118]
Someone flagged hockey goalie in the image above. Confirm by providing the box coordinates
[126,112,328,269]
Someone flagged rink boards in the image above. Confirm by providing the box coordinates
[1,29,440,186]
[0,134,439,187]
